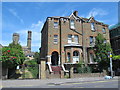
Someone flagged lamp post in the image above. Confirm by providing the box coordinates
[108,52,113,77]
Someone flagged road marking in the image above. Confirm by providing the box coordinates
[94,85,104,87]
[48,85,56,86]
[75,87,85,88]
[2,85,33,88]
[60,79,118,86]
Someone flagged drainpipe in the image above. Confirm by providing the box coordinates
[81,20,87,66]
[59,18,62,66]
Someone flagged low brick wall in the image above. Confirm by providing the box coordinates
[72,73,104,78]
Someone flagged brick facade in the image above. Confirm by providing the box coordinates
[40,11,110,67]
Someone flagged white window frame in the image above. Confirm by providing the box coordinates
[68,34,72,43]
[91,23,95,31]
[54,22,58,28]
[70,20,75,29]
[102,27,106,33]
[54,35,58,44]
[74,35,79,44]
[90,36,93,45]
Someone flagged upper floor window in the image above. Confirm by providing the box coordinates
[89,36,93,45]
[54,22,58,28]
[91,23,95,31]
[68,34,72,43]
[54,19,59,28]
[102,28,106,33]
[54,35,58,44]
[70,20,75,29]
[74,35,79,44]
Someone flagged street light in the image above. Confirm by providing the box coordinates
[108,52,113,77]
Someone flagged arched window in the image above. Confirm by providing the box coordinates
[73,51,79,56]
[73,51,79,63]
[67,52,71,62]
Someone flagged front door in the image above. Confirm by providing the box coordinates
[51,51,59,66]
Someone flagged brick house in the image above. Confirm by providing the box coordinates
[40,11,110,72]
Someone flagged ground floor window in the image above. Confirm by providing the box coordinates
[67,52,71,62]
[73,51,79,63]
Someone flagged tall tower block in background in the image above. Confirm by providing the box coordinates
[13,33,19,45]
[27,31,32,52]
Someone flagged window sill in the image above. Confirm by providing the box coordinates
[54,43,58,44]
[70,27,76,30]
[91,30,96,32]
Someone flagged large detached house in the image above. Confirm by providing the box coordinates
[40,11,110,74]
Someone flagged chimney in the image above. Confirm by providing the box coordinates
[13,33,19,45]
[27,31,32,52]
[73,11,78,16]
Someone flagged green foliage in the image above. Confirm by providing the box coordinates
[113,55,120,60]
[34,52,40,64]
[77,61,92,73]
[24,59,37,65]
[27,65,38,78]
[24,60,38,78]
[77,66,92,73]
[95,33,112,71]
[1,43,25,68]
[77,60,84,67]
[64,75,69,78]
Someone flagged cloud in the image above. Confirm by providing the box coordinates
[86,8,108,18]
[8,8,24,24]
[17,20,44,51]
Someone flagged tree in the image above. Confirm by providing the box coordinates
[113,55,120,60]
[1,43,25,68]
[94,33,112,71]
[34,52,40,64]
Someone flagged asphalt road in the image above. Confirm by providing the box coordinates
[1,77,119,88]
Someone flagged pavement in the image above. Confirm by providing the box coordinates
[1,76,119,88]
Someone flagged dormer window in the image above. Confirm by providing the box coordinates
[70,20,75,29]
[91,23,95,31]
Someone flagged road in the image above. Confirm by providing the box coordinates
[1,77,119,89]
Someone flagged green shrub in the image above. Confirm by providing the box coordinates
[77,66,92,73]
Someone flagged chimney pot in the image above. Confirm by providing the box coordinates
[73,11,78,16]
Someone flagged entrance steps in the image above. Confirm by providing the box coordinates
[47,63,69,73]
[46,63,69,78]
[51,66,62,74]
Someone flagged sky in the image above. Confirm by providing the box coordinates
[1,2,118,52]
